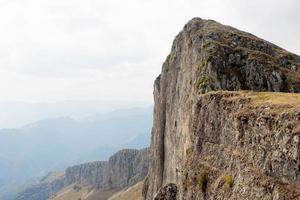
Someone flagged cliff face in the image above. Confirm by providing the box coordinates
[103,148,149,190]
[16,148,149,200]
[64,161,107,188]
[144,18,300,200]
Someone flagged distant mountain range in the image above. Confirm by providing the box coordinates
[0,100,149,128]
[0,107,152,200]
[15,148,149,200]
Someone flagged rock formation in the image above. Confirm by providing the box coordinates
[64,161,107,188]
[144,18,300,200]
[15,148,149,200]
[103,148,149,190]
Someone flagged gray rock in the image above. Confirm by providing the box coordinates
[64,161,107,188]
[102,148,150,190]
[154,183,177,200]
[144,18,300,200]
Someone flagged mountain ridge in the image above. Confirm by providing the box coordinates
[15,148,149,200]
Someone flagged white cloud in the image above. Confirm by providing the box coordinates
[0,0,299,103]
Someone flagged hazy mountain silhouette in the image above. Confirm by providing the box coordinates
[0,107,152,199]
[0,100,149,128]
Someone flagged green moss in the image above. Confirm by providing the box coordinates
[249,50,275,62]
[232,47,248,57]
[196,29,204,34]
[205,44,216,55]
[196,75,209,88]
[202,42,219,59]
[202,42,212,48]
[202,41,232,65]
[223,175,234,188]
[198,171,209,192]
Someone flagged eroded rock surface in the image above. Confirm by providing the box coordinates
[65,161,107,188]
[154,183,177,200]
[103,148,150,190]
[144,18,300,200]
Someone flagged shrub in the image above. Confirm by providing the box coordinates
[223,175,234,188]
[198,171,209,192]
[73,185,81,192]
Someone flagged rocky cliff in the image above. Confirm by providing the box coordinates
[64,161,107,188]
[15,148,149,200]
[144,18,300,200]
[103,148,149,190]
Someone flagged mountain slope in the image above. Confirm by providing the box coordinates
[16,148,149,200]
[0,107,152,200]
[107,181,144,200]
[144,18,300,200]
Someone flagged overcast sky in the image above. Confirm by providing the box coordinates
[0,0,299,103]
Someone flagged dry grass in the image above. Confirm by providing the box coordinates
[85,189,119,200]
[282,69,300,84]
[107,181,144,200]
[49,184,89,200]
[43,171,64,183]
[239,91,300,109]
[223,91,300,112]
[49,183,120,200]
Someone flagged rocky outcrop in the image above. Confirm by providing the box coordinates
[15,148,149,200]
[153,183,177,200]
[64,161,107,188]
[144,18,300,200]
[103,148,150,190]
[162,18,300,94]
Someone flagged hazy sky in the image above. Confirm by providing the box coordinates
[0,0,299,103]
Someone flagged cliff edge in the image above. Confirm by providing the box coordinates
[144,18,300,200]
